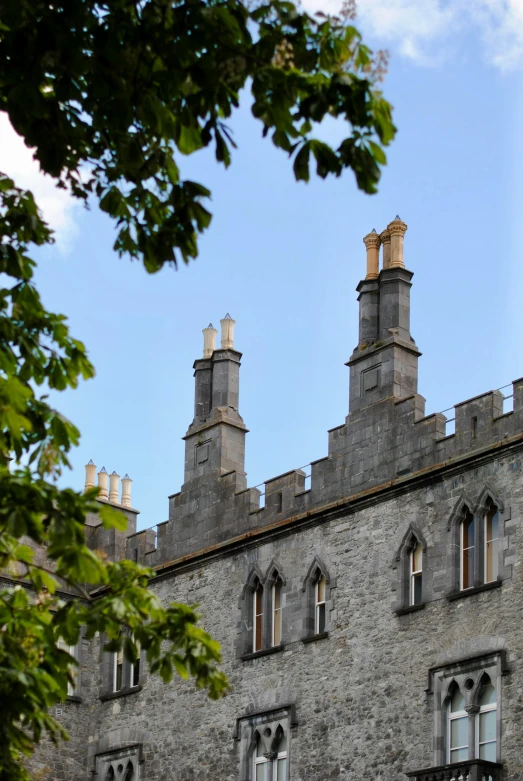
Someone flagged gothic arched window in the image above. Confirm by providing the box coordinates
[448,685,468,763]
[253,727,288,781]
[460,507,475,590]
[272,578,283,647]
[253,581,264,653]
[477,674,497,760]
[484,500,499,583]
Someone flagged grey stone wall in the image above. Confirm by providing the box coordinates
[31,444,523,780]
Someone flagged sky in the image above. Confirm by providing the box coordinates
[0,0,522,530]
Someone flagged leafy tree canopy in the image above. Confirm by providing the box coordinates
[0,0,395,778]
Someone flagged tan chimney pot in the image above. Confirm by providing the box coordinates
[202,323,217,359]
[363,230,380,280]
[84,459,96,492]
[97,467,109,500]
[220,314,235,349]
[121,474,132,508]
[379,229,391,269]
[387,216,408,268]
[109,471,120,504]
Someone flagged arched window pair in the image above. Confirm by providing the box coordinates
[248,566,285,654]
[254,726,288,781]
[459,499,499,591]
[448,674,497,763]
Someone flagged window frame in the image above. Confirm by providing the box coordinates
[460,508,475,591]
[484,501,499,584]
[447,687,469,763]
[409,540,423,606]
[253,582,264,653]
[236,706,294,781]
[57,638,78,697]
[476,680,497,761]
[431,652,504,767]
[302,557,333,640]
[314,575,326,634]
[271,579,283,648]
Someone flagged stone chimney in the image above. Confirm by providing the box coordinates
[183,315,247,488]
[348,216,421,413]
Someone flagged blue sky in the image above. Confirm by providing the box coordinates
[1,1,522,530]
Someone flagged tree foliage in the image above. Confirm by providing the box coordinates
[0,0,395,778]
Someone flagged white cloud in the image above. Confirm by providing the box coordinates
[0,114,80,253]
[300,0,523,70]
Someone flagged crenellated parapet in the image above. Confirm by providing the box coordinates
[86,219,523,567]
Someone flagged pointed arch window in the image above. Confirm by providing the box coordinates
[484,501,499,583]
[272,578,283,647]
[477,675,497,760]
[253,581,264,653]
[448,686,468,763]
[460,507,475,590]
[315,574,326,634]
[253,728,288,781]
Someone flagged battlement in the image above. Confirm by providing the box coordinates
[137,378,522,566]
[94,218,523,567]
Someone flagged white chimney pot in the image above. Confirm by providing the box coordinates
[84,459,96,492]
[220,314,235,350]
[202,323,217,358]
[97,467,109,500]
[121,474,132,508]
[109,471,120,504]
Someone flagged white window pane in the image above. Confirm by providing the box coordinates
[412,573,422,605]
[317,603,326,634]
[451,689,465,713]
[479,683,496,706]
[412,541,422,572]
[277,757,287,781]
[256,763,266,781]
[277,732,287,753]
[317,576,325,603]
[486,540,499,582]
[450,747,469,763]
[479,711,496,742]
[450,716,468,748]
[479,741,497,762]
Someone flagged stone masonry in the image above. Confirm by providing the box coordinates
[28,218,523,781]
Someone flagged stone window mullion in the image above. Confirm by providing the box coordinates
[465,705,479,760]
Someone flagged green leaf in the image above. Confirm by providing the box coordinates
[293,143,310,182]
[98,504,128,532]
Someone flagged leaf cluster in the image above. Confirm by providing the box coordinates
[0,0,395,271]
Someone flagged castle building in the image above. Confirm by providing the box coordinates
[33,218,523,781]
